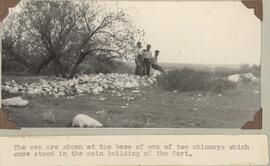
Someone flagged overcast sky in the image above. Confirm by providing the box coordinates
[113,1,261,65]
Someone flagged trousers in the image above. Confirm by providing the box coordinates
[142,58,151,76]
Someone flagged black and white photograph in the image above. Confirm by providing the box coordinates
[1,0,261,128]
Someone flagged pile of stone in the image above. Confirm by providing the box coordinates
[227,73,258,83]
[2,73,159,97]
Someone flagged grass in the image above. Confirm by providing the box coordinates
[1,77,260,128]
[157,68,235,93]
[1,63,261,128]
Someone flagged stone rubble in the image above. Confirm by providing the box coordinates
[2,73,160,98]
[227,73,258,83]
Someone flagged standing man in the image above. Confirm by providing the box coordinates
[142,44,152,76]
[151,50,165,74]
[134,42,143,76]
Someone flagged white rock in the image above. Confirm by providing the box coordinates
[124,82,133,88]
[72,114,103,128]
[132,90,141,93]
[2,97,29,107]
[120,105,128,109]
[147,78,154,84]
[227,74,241,82]
[243,73,258,82]
[228,73,258,83]
[42,110,55,123]
[92,88,100,95]
[254,90,260,94]
[96,110,106,116]
[99,97,106,101]
[150,69,162,78]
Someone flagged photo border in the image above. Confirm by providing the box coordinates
[0,0,268,136]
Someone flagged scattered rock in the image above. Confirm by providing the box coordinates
[254,90,260,94]
[122,96,135,101]
[2,97,29,107]
[42,110,55,123]
[116,92,122,97]
[227,74,241,82]
[131,90,141,94]
[120,105,128,109]
[147,78,154,84]
[96,110,106,115]
[3,73,159,97]
[99,97,106,101]
[197,94,202,97]
[218,94,222,97]
[227,73,258,83]
[244,73,258,82]
[188,122,196,127]
[72,114,103,127]
[150,69,162,78]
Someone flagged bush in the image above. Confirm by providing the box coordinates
[157,68,235,92]
[239,63,261,77]
[78,60,133,75]
[2,58,28,73]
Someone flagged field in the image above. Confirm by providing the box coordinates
[2,80,260,128]
[1,63,261,128]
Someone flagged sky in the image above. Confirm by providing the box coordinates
[112,1,261,65]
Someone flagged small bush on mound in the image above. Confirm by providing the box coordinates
[157,68,235,92]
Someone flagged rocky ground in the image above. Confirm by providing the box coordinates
[1,74,260,128]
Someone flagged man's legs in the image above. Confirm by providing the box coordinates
[142,59,147,76]
[151,64,165,74]
[145,59,151,76]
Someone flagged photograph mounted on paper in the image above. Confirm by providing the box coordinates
[0,0,262,129]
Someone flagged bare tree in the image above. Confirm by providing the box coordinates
[2,0,144,77]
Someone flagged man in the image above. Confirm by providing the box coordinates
[134,42,143,76]
[142,44,152,76]
[151,50,165,74]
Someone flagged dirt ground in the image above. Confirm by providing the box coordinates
[2,78,260,128]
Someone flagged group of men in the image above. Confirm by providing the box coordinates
[134,42,164,76]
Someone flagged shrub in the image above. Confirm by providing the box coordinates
[157,68,235,92]
[239,63,261,77]
[78,60,133,75]
[210,77,236,92]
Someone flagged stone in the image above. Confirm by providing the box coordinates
[227,74,241,82]
[72,114,103,128]
[2,97,29,107]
